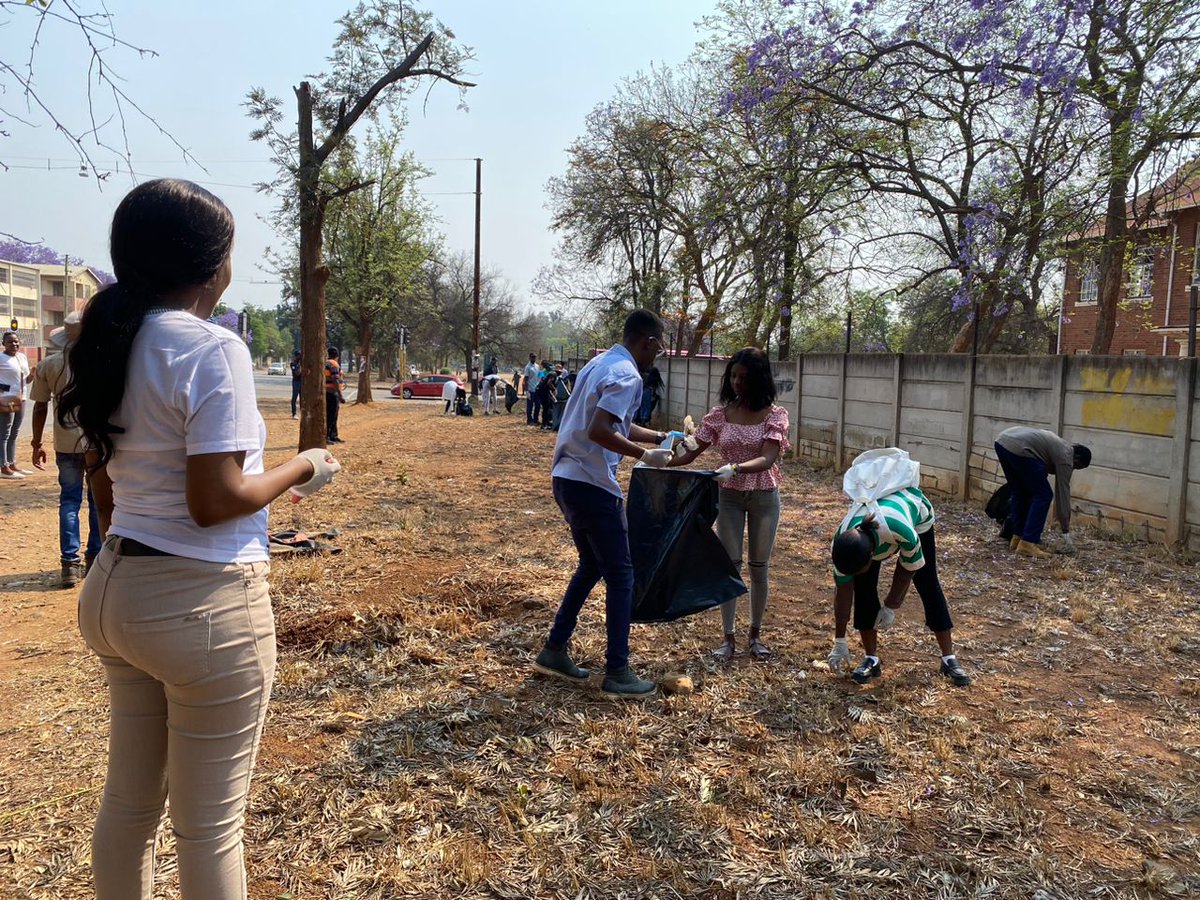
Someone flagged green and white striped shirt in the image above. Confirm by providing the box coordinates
[832,486,936,583]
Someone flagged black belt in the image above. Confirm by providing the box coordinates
[111,536,175,557]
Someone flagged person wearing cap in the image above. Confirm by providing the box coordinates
[994,426,1092,559]
[30,313,102,586]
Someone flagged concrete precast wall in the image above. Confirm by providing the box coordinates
[658,352,1200,549]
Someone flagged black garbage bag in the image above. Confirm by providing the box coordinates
[985,482,1011,522]
[627,467,747,623]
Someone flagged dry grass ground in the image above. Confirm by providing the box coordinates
[1,396,1198,899]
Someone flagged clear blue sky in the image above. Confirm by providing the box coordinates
[2,0,717,311]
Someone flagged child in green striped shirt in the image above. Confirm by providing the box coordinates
[828,484,971,687]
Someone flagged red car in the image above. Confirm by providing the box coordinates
[391,374,463,400]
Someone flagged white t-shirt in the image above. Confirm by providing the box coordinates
[107,310,269,563]
[442,379,459,402]
[0,350,31,400]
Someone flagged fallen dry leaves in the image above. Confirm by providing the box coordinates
[1,397,1198,899]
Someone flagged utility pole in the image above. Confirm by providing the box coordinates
[472,157,482,396]
[1188,279,1199,357]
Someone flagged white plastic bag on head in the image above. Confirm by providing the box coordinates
[839,448,921,543]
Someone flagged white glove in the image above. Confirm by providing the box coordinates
[828,637,851,671]
[713,463,736,482]
[679,435,700,454]
[1062,533,1075,553]
[874,606,896,631]
[639,448,673,468]
[289,448,342,503]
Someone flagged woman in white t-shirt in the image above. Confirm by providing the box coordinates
[0,330,33,478]
[59,179,340,900]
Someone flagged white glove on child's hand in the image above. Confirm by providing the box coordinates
[1062,533,1076,553]
[713,463,736,482]
[874,606,896,631]
[677,434,700,455]
[639,448,674,468]
[289,448,342,503]
[828,637,851,671]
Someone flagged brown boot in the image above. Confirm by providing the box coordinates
[1009,535,1020,551]
[1016,539,1050,559]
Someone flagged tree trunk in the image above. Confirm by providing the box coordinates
[356,320,373,404]
[296,82,328,451]
[1091,184,1130,355]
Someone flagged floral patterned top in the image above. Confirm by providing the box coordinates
[695,404,791,492]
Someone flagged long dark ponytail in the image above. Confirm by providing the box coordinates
[59,179,235,465]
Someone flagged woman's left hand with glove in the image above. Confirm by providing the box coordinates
[289,448,342,503]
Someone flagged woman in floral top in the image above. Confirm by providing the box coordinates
[671,347,790,660]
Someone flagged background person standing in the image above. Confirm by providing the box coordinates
[325,346,345,443]
[524,353,542,425]
[0,330,33,479]
[289,349,304,419]
[29,313,101,586]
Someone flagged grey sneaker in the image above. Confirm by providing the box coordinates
[60,560,83,588]
[533,646,591,683]
[601,666,657,699]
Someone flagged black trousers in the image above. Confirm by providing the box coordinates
[852,527,953,633]
[325,391,340,440]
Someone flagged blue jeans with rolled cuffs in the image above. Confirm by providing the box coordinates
[78,538,275,900]
[547,476,635,673]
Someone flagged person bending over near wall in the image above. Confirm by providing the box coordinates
[669,347,790,661]
[533,308,675,699]
[994,426,1091,559]
[59,178,341,900]
[828,485,972,687]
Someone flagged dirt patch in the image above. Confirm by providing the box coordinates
[1,396,1198,899]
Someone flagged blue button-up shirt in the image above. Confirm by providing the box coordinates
[551,344,643,497]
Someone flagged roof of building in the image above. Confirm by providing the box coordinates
[1075,158,1200,241]
[27,263,105,284]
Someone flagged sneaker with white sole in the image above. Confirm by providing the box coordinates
[0,471,26,480]
[940,657,972,687]
[851,657,882,684]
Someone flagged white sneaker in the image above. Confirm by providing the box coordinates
[1,471,26,479]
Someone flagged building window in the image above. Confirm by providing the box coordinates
[1123,348,1146,356]
[12,271,36,290]
[13,297,37,317]
[51,280,65,297]
[0,268,8,284]
[75,282,88,299]
[1078,262,1099,305]
[50,311,65,326]
[1127,248,1154,300]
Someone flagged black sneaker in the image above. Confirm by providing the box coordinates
[940,657,972,687]
[601,666,657,698]
[533,646,590,683]
[851,657,882,684]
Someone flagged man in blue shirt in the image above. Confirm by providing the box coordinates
[533,309,674,698]
[524,353,542,425]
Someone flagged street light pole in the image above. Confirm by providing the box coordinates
[472,157,482,396]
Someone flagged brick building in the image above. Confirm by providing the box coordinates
[1060,166,1200,356]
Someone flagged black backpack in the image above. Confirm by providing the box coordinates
[985,483,1011,522]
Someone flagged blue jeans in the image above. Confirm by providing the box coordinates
[291,378,302,416]
[547,477,634,673]
[526,394,539,424]
[57,452,101,563]
[994,442,1053,544]
[1,405,23,467]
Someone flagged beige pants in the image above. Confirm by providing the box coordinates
[78,538,275,900]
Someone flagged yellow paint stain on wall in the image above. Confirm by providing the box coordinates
[1077,363,1177,434]
[1080,394,1175,434]
[1078,363,1175,396]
